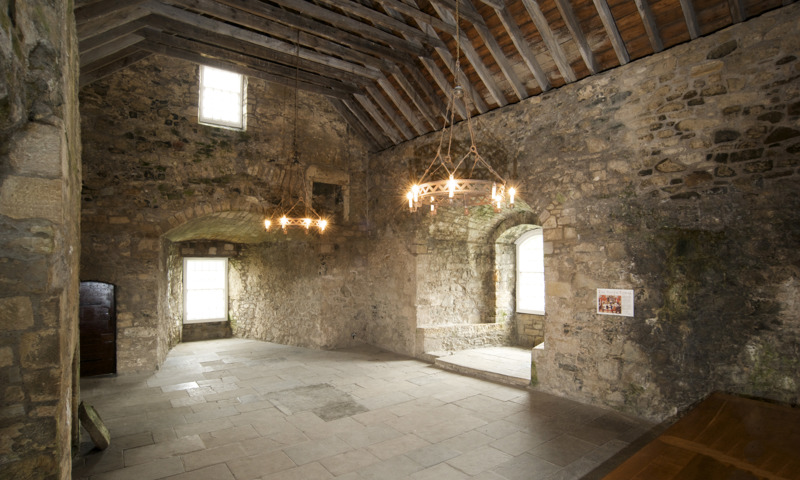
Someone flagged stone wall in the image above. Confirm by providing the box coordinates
[0,1,81,477]
[80,55,369,372]
[370,5,800,419]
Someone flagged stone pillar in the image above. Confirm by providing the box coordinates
[0,1,81,478]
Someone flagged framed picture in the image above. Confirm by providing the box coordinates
[597,289,634,317]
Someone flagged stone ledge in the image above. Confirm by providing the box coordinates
[415,322,511,356]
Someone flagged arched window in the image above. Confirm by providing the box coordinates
[516,229,545,314]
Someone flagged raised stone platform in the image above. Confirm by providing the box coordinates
[429,346,532,387]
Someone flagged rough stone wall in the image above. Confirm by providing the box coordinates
[0,0,81,477]
[370,5,800,419]
[230,236,370,349]
[80,55,368,371]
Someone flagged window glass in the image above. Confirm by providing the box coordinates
[199,65,245,129]
[516,229,545,314]
[184,258,227,323]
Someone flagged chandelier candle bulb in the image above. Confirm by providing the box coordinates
[509,188,516,205]
[264,219,271,230]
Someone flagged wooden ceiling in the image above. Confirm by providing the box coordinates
[76,0,793,150]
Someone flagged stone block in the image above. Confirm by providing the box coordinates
[0,297,35,330]
[546,281,572,298]
[0,176,62,223]
[79,402,111,450]
[20,329,60,368]
[22,368,61,402]
[0,347,14,367]
[8,122,64,177]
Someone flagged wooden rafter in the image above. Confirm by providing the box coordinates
[327,99,381,151]
[553,0,599,74]
[727,0,746,22]
[521,0,577,83]
[80,48,152,87]
[354,94,403,144]
[365,84,415,141]
[592,0,630,65]
[80,33,145,67]
[679,0,702,39]
[634,0,664,53]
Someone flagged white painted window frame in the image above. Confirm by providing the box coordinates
[198,65,246,130]
[516,228,545,315]
[183,257,228,324]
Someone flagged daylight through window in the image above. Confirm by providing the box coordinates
[184,258,228,323]
[516,229,545,314]
[199,65,245,129]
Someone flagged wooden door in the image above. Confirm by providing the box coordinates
[79,282,116,376]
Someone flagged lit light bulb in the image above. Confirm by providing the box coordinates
[491,183,497,201]
[264,219,271,230]
[318,219,327,232]
[303,218,312,229]
[448,175,456,198]
[407,191,413,209]
[509,187,516,205]
[280,216,288,228]
[411,184,420,203]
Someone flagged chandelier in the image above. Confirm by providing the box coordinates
[264,33,328,234]
[406,5,517,215]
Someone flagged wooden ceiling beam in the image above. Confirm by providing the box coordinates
[365,84,415,141]
[373,0,456,36]
[461,1,527,101]
[339,98,393,149]
[147,1,382,80]
[315,0,445,51]
[79,45,152,85]
[553,0,599,74]
[77,4,150,41]
[163,0,389,73]
[377,77,428,135]
[140,28,360,96]
[679,0,701,39]
[266,0,429,58]
[521,0,576,83]
[387,65,437,130]
[80,33,145,67]
[727,0,746,22]
[591,0,630,65]
[353,94,404,144]
[75,0,148,25]
[634,0,664,53]
[79,17,148,53]
[491,3,552,91]
[146,15,373,87]
[327,99,382,151]
[430,2,507,107]
[211,0,419,69]
[427,0,485,26]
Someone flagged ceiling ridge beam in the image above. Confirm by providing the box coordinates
[553,0,599,74]
[139,39,354,99]
[430,2,508,107]
[211,0,419,69]
[146,1,383,80]
[162,0,389,72]
[145,15,374,87]
[266,0,429,58]
[140,28,360,95]
[591,0,630,65]
[365,84,415,141]
[679,0,701,39]
[461,1,527,101]
[521,0,576,83]
[634,0,664,53]
[80,49,153,87]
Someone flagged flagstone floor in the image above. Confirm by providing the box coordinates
[73,338,658,480]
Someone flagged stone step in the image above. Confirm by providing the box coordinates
[431,347,532,388]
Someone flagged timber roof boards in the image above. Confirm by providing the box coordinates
[75,0,795,151]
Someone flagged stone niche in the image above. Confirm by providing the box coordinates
[80,54,371,372]
[370,4,800,420]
